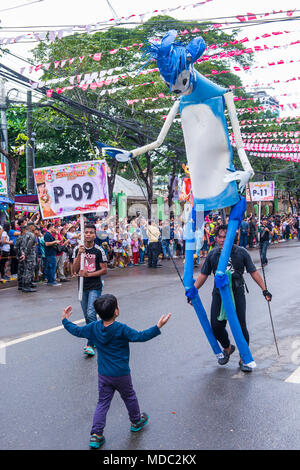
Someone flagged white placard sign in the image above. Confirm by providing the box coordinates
[246,181,275,202]
[33,160,109,219]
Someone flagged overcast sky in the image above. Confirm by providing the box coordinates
[0,0,299,114]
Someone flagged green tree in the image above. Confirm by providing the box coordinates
[30,16,253,216]
[0,106,29,199]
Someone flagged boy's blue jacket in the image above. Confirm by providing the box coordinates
[62,318,161,376]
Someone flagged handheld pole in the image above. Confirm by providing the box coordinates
[78,214,84,301]
[248,183,280,355]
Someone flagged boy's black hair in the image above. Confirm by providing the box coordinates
[84,223,96,233]
[215,224,228,237]
[94,294,118,321]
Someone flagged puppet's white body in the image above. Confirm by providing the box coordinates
[181,103,230,200]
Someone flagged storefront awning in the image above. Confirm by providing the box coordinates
[0,196,14,204]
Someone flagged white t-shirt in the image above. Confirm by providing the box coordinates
[1,231,10,252]
[66,232,78,245]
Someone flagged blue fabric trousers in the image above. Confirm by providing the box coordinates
[139,248,145,263]
[91,374,141,435]
[45,255,57,284]
[80,288,102,347]
[239,232,248,248]
[161,239,170,258]
[259,240,269,265]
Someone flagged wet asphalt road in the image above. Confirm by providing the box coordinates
[1,240,300,451]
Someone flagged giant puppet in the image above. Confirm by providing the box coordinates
[99,30,256,369]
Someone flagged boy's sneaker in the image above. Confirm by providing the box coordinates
[84,346,95,356]
[130,412,149,432]
[89,434,105,449]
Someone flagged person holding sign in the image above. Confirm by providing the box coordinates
[73,224,107,356]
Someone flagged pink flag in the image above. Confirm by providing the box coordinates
[93,53,102,61]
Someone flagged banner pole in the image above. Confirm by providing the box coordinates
[78,214,84,301]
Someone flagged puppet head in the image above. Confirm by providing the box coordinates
[143,30,206,96]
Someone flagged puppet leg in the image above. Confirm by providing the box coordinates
[183,206,224,360]
[215,198,256,368]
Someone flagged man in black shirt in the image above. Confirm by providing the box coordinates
[259,218,272,266]
[73,224,107,356]
[44,223,60,286]
[189,224,272,372]
[248,216,257,248]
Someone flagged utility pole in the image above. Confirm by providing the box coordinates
[26,90,35,194]
[0,81,9,194]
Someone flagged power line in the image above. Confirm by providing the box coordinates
[1,13,299,45]
[0,0,44,14]
[1,9,299,30]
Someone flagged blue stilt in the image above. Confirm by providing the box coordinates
[183,214,224,359]
[215,199,256,367]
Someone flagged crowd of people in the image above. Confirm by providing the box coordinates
[0,210,299,288]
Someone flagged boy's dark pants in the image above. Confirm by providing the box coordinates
[91,374,141,435]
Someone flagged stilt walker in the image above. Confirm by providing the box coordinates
[98,30,259,368]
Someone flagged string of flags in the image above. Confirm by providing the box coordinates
[241,131,300,138]
[2,5,296,48]
[2,0,216,46]
[232,141,300,152]
[21,27,298,76]
[127,92,300,112]
[28,37,300,90]
[249,152,300,162]
[43,59,300,98]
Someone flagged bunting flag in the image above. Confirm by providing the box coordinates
[31,67,300,94]
[28,36,300,90]
[127,93,300,113]
[242,138,299,144]
[249,152,300,162]
[7,7,296,52]
[2,0,215,47]
[44,60,300,98]
[231,141,300,152]
[145,110,299,128]
[237,121,299,129]
[240,130,300,138]
[244,143,300,152]
[21,28,299,76]
[159,117,300,131]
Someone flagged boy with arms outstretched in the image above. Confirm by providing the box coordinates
[62,294,171,449]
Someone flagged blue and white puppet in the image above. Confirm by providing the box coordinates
[102,31,256,368]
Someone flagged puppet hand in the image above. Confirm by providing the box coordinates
[103,147,132,162]
[224,170,251,193]
[185,285,198,301]
[114,149,133,162]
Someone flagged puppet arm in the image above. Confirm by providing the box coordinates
[223,91,254,192]
[131,100,180,157]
